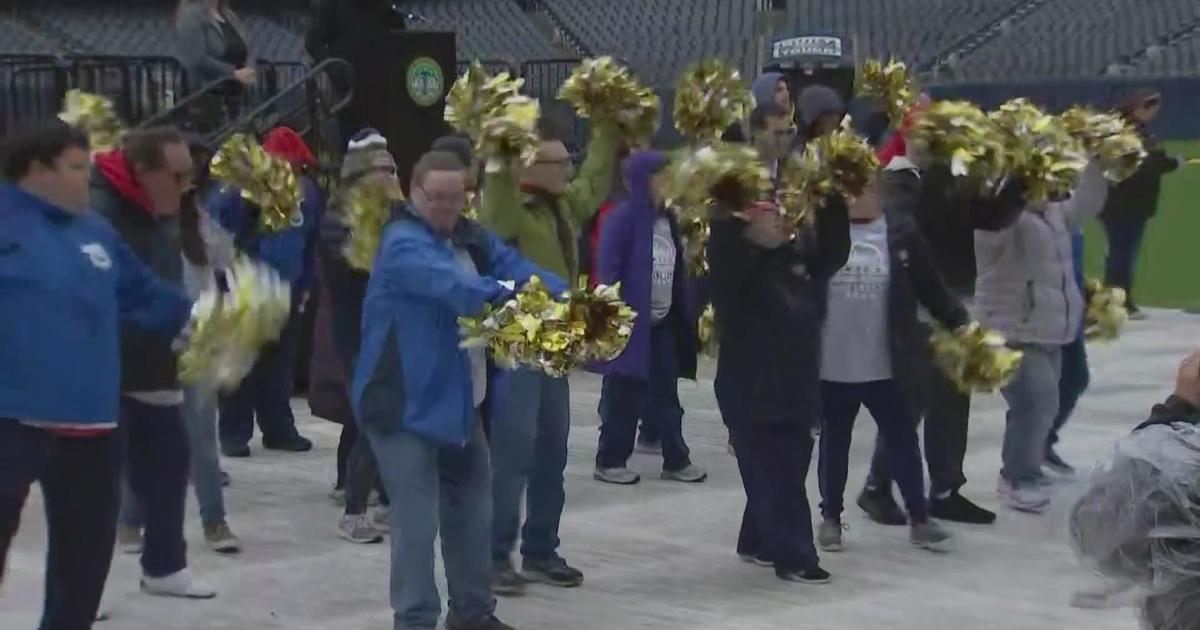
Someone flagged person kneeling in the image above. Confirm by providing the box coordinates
[816,175,961,553]
[353,152,564,630]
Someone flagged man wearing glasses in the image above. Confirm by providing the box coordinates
[479,116,618,594]
[90,127,217,598]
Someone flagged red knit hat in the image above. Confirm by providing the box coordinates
[262,127,316,169]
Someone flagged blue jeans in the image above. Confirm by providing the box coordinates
[596,324,691,472]
[120,398,190,577]
[1000,344,1063,487]
[122,387,227,528]
[367,418,495,630]
[489,368,570,563]
[1101,215,1149,309]
[820,380,929,523]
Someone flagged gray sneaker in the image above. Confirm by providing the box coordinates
[116,526,142,555]
[817,520,845,552]
[910,520,953,552]
[203,522,241,554]
[593,466,641,485]
[338,514,384,544]
[491,563,529,597]
[661,464,708,483]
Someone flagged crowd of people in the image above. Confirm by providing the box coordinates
[0,16,1195,629]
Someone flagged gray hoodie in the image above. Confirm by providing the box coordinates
[974,161,1108,346]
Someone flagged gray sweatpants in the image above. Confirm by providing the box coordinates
[1000,344,1063,487]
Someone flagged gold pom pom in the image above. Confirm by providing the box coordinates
[445,62,541,169]
[58,89,125,152]
[209,134,304,233]
[929,321,1024,393]
[1084,278,1129,341]
[558,56,660,142]
[908,100,1007,189]
[698,304,719,358]
[777,126,879,228]
[672,60,753,143]
[856,59,917,128]
[458,276,636,377]
[678,214,710,277]
[343,178,405,272]
[989,99,1089,204]
[178,256,292,389]
[1061,107,1147,183]
[664,144,771,225]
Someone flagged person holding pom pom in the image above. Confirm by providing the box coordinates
[815,173,966,554]
[0,121,194,628]
[354,151,562,630]
[975,159,1108,513]
[479,114,618,594]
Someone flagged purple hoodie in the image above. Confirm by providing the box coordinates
[594,151,697,381]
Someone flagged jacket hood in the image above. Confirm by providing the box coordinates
[751,72,784,107]
[624,150,668,209]
[93,149,155,214]
[262,127,316,169]
[797,84,844,128]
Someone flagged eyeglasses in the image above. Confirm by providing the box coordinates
[416,184,466,208]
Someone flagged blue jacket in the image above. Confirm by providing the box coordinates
[595,151,697,381]
[205,176,321,291]
[0,185,191,429]
[352,206,564,447]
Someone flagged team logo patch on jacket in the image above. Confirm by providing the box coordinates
[80,242,112,270]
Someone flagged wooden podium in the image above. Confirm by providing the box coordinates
[347,19,456,192]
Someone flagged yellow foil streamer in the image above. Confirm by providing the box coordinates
[445,62,541,168]
[178,256,292,390]
[558,56,660,141]
[664,144,771,226]
[988,98,1089,204]
[1061,106,1147,183]
[930,321,1024,393]
[908,100,1008,190]
[1084,278,1129,341]
[209,134,303,233]
[856,59,917,128]
[58,89,125,152]
[673,60,752,143]
[777,126,879,229]
[343,177,405,272]
[697,304,719,358]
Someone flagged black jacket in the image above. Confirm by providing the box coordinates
[709,198,851,428]
[90,170,184,393]
[1101,125,1179,221]
[1134,395,1200,432]
[881,164,1026,293]
[878,209,970,415]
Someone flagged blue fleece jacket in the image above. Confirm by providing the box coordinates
[353,206,565,447]
[0,185,192,429]
[204,176,321,291]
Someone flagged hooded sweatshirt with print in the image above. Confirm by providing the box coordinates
[594,151,697,381]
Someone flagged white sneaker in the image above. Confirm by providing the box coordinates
[338,514,384,544]
[140,569,216,599]
[996,476,1051,513]
[371,506,391,533]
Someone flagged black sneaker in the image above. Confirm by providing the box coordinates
[220,441,250,458]
[1043,447,1076,478]
[929,491,997,525]
[776,565,832,585]
[522,555,584,587]
[737,553,774,567]
[444,614,515,630]
[856,487,907,526]
[262,434,313,452]
[490,562,529,597]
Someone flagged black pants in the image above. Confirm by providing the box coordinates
[867,346,970,497]
[1101,214,1149,310]
[219,309,303,448]
[0,422,121,630]
[1049,337,1090,447]
[121,399,190,577]
[596,324,691,471]
[336,422,388,514]
[730,420,819,572]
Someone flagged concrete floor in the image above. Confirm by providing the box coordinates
[3,310,1198,629]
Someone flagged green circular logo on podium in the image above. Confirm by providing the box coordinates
[406,57,445,107]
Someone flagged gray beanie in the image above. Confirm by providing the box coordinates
[340,128,396,181]
[797,84,845,129]
[751,72,784,108]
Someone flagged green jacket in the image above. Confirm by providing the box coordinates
[479,125,618,283]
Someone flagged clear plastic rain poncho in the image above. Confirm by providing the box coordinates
[1070,422,1200,630]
